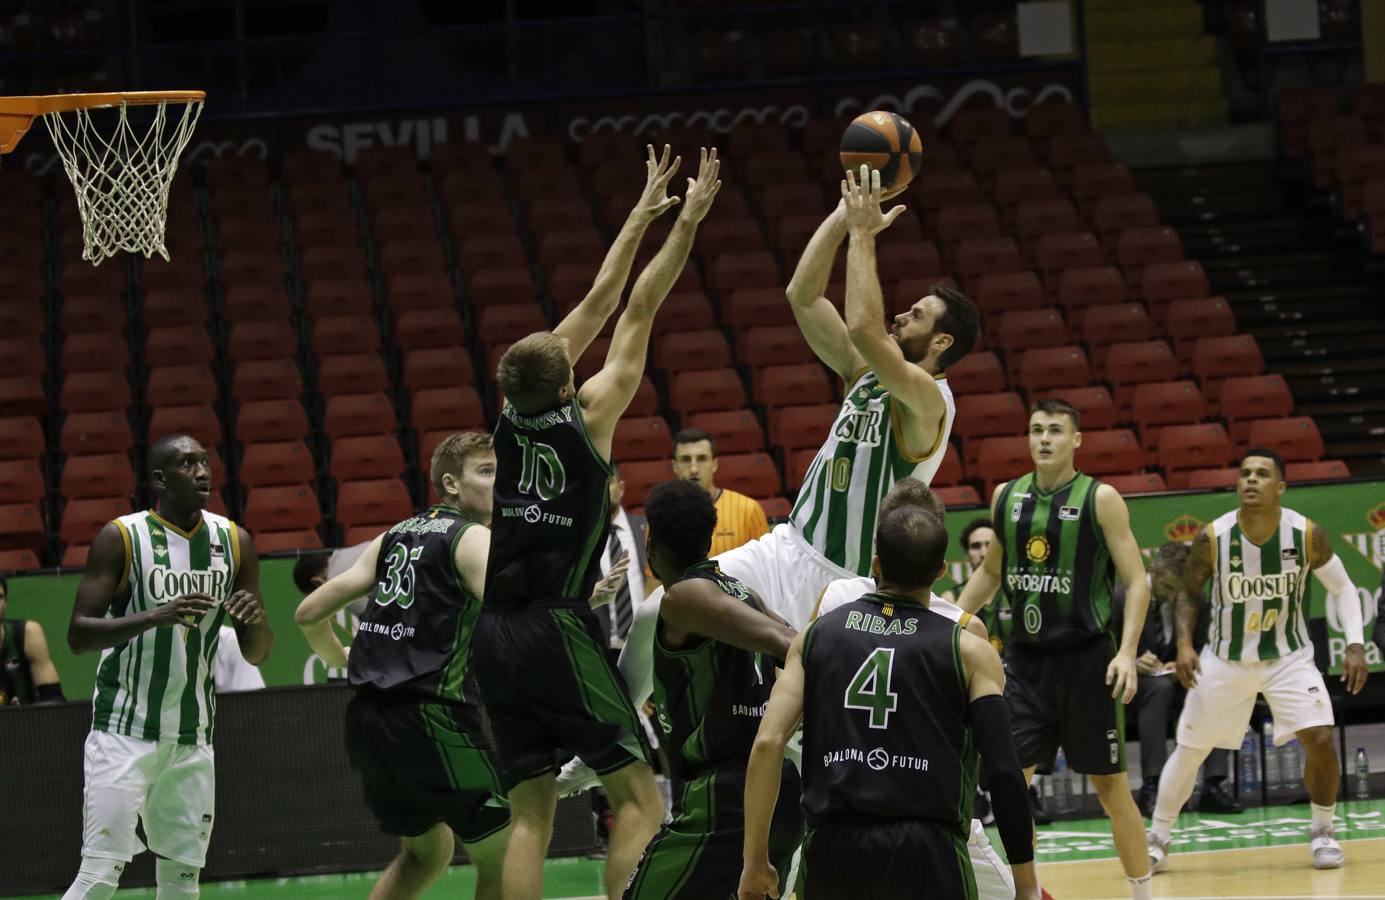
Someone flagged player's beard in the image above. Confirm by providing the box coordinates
[898,328,934,364]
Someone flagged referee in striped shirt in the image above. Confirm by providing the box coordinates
[670,429,769,557]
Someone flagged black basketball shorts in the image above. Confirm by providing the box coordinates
[1004,633,1127,776]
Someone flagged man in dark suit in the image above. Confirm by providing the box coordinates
[1113,542,1240,817]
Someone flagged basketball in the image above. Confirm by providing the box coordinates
[839,110,924,195]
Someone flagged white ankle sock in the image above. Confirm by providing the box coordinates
[1128,872,1153,900]
[1311,802,1336,832]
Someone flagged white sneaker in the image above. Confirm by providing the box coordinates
[1147,831,1171,873]
[1310,826,1345,869]
[556,757,600,798]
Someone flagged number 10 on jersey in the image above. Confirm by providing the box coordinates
[514,435,566,500]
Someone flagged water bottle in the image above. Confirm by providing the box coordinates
[1052,748,1074,815]
[1262,719,1282,792]
[1356,748,1371,801]
[1239,728,1260,796]
[1282,739,1303,791]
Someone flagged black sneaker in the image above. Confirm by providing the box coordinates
[1030,785,1054,825]
[1197,779,1244,814]
[1137,776,1159,818]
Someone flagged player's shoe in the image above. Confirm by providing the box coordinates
[1310,826,1345,869]
[556,757,600,797]
[1147,832,1171,873]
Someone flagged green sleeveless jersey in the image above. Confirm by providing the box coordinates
[91,510,239,745]
[996,471,1114,648]
[790,369,955,576]
[1206,508,1313,662]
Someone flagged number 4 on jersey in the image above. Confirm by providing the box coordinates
[844,647,898,729]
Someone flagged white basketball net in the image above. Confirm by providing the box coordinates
[43,98,203,265]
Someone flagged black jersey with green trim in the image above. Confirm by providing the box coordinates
[996,471,1114,649]
[347,505,483,703]
[650,562,779,779]
[485,399,613,609]
[801,593,977,832]
[0,618,34,706]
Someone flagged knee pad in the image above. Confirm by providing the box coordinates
[61,857,124,900]
[155,858,200,898]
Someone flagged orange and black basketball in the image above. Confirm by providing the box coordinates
[839,110,924,194]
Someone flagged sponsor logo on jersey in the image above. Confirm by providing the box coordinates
[731,702,767,718]
[1011,501,1024,523]
[1008,572,1074,594]
[1281,547,1299,563]
[210,542,225,558]
[1224,571,1299,603]
[844,610,918,636]
[359,620,416,640]
[147,566,230,603]
[833,407,884,447]
[499,504,574,527]
[1026,536,1051,563]
[822,746,929,772]
[388,516,454,536]
[1059,505,1080,521]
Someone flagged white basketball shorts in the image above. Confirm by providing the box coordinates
[1176,646,1334,751]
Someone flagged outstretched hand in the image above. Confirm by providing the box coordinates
[633,144,683,221]
[840,164,908,237]
[678,146,722,224]
[589,552,630,609]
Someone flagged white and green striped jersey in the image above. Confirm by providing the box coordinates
[1207,507,1313,663]
[91,509,241,745]
[790,369,955,576]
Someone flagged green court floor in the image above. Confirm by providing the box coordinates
[22,798,1385,898]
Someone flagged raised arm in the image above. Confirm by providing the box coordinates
[957,485,1007,615]
[1095,484,1145,704]
[660,580,796,661]
[1174,526,1215,689]
[840,167,949,448]
[738,628,806,900]
[296,535,384,668]
[68,522,216,654]
[580,147,721,453]
[1307,520,1369,694]
[553,144,683,361]
[225,526,273,665]
[784,202,865,380]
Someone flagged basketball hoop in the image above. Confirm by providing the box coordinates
[0,91,205,265]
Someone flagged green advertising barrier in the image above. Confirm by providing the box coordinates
[8,480,1383,699]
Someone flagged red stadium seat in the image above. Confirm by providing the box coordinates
[223,284,290,324]
[929,448,964,487]
[0,502,45,554]
[60,295,128,335]
[954,392,1027,469]
[1044,133,1114,187]
[0,299,43,340]
[953,237,1023,291]
[330,435,407,484]
[627,376,660,418]
[239,441,315,488]
[970,137,1036,189]
[61,332,129,374]
[570,337,610,382]
[1057,266,1128,329]
[236,399,310,444]
[738,326,814,369]
[1081,303,1154,368]
[1032,385,1119,430]
[934,485,983,507]
[537,228,607,270]
[947,352,1007,395]
[60,411,133,458]
[754,364,833,409]
[934,203,1001,264]
[1091,193,1159,255]
[948,106,1013,155]
[724,289,796,329]
[0,458,44,504]
[410,387,486,433]
[386,273,454,313]
[1285,460,1350,482]
[1116,227,1183,289]
[1354,82,1385,143]
[651,293,718,337]
[997,310,1067,381]
[1278,86,1338,160]
[695,218,766,259]
[0,417,44,461]
[1245,417,1325,463]
[145,325,215,369]
[0,549,42,571]
[1131,381,1207,451]
[403,348,475,392]
[1164,297,1236,366]
[973,270,1045,317]
[992,167,1062,224]
[60,497,129,547]
[1140,260,1211,325]
[1070,162,1137,218]
[250,527,322,553]
[323,393,397,439]
[709,251,780,293]
[318,353,390,397]
[877,239,943,289]
[244,485,321,534]
[761,183,829,222]
[1307,114,1366,190]
[613,417,673,463]
[1334,144,1385,220]
[1219,375,1294,442]
[715,453,782,499]
[1105,340,1178,411]
[1158,424,1234,488]
[378,238,448,277]
[297,245,365,285]
[1076,429,1144,476]
[1035,231,1104,295]
[56,372,128,415]
[975,436,1031,492]
[303,279,373,318]
[685,409,765,454]
[670,369,747,415]
[1018,346,1091,394]
[311,315,381,358]
[617,460,669,508]
[1191,335,1264,403]
[911,172,985,221]
[469,269,538,310]
[654,330,733,374]
[1102,472,1168,495]
[1185,468,1240,490]
[231,359,303,403]
[57,454,134,502]
[477,305,547,348]
[149,405,222,447]
[336,478,413,531]
[1014,199,1081,262]
[227,321,297,363]
[768,404,837,452]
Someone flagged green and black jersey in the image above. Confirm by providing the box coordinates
[0,618,35,706]
[649,562,779,780]
[486,399,613,608]
[801,593,978,832]
[996,471,1114,649]
[347,504,482,703]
